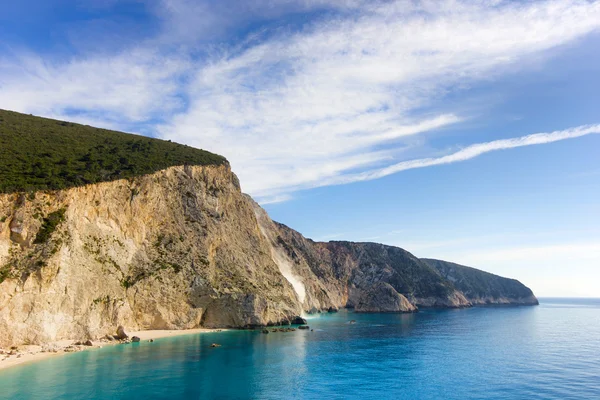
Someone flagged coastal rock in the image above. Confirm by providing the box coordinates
[251,200,473,313]
[354,282,417,313]
[0,165,302,347]
[41,344,59,353]
[116,326,128,340]
[298,325,310,330]
[421,259,539,306]
[0,136,537,348]
[131,336,140,343]
[83,340,93,346]
[291,316,307,325]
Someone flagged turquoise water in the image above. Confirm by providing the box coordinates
[1,298,599,399]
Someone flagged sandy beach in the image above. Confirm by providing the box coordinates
[0,328,224,372]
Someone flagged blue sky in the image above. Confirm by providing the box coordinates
[0,0,599,297]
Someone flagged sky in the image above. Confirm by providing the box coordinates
[0,0,599,297]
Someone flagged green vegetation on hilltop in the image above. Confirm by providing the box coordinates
[0,109,227,193]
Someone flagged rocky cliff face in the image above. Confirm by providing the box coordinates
[421,259,539,305]
[253,201,537,311]
[0,165,302,347]
[253,208,471,311]
[0,165,537,347]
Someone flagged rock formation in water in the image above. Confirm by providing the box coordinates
[0,110,538,347]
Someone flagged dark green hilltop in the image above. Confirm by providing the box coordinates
[0,109,227,193]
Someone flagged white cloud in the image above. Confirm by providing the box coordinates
[329,124,600,185]
[0,49,189,126]
[457,242,600,264]
[159,0,600,201]
[258,194,294,205]
[1,0,600,203]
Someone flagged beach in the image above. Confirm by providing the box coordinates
[0,328,224,372]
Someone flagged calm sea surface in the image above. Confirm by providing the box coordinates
[1,298,599,399]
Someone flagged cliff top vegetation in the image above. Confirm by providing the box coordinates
[0,109,227,193]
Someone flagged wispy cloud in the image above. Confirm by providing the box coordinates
[158,0,600,202]
[314,232,348,241]
[456,241,600,265]
[329,124,600,185]
[1,0,599,203]
[257,194,294,205]
[0,49,188,128]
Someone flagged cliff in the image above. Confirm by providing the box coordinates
[253,207,470,311]
[0,110,538,347]
[421,258,539,305]
[0,165,302,347]
[0,164,538,347]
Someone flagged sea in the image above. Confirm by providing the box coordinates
[0,298,599,399]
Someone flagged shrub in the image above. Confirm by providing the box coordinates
[33,208,67,244]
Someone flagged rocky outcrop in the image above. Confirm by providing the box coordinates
[253,205,471,311]
[354,282,417,313]
[253,203,535,312]
[0,165,301,347]
[422,259,539,305]
[0,164,537,347]
[291,317,307,325]
[116,326,128,340]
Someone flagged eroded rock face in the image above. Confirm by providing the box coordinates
[354,282,417,313]
[252,202,536,313]
[421,258,539,306]
[252,206,471,312]
[0,164,538,347]
[0,165,301,347]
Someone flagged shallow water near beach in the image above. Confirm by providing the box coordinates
[1,298,599,399]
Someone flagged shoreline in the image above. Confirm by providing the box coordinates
[0,328,225,372]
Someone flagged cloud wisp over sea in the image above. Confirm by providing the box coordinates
[1,0,600,203]
[330,124,600,185]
